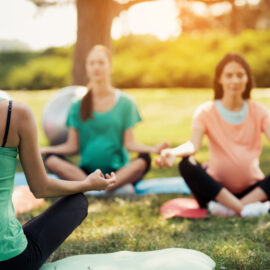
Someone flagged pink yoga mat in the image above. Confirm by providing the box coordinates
[161,198,208,219]
[12,186,45,215]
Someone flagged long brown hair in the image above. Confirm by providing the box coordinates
[80,45,112,121]
[213,53,255,100]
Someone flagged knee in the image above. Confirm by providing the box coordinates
[44,155,61,172]
[69,193,89,219]
[138,153,152,173]
[79,193,89,218]
[178,156,196,175]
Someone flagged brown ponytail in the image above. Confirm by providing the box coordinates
[80,86,94,121]
[80,45,111,121]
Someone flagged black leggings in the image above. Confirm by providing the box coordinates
[179,157,270,208]
[0,193,88,270]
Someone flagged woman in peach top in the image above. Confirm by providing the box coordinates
[156,53,270,217]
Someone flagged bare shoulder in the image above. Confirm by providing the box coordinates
[193,101,214,117]
[12,101,34,119]
[249,99,270,115]
[12,101,36,131]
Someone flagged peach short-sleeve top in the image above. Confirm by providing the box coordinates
[192,100,270,194]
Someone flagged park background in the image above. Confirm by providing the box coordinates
[1,0,270,269]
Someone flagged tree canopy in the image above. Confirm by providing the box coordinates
[28,0,269,84]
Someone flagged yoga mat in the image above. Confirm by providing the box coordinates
[161,198,208,219]
[135,177,190,195]
[85,177,191,196]
[13,186,45,215]
[14,173,191,196]
[13,172,56,214]
[14,173,135,197]
[40,248,215,270]
[85,183,135,196]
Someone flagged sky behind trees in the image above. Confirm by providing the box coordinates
[1,0,267,51]
[1,0,180,50]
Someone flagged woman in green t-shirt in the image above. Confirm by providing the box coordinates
[0,97,116,268]
[41,45,167,191]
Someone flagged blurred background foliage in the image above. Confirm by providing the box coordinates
[1,29,270,90]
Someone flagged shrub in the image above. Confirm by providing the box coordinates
[6,56,71,90]
[1,30,270,89]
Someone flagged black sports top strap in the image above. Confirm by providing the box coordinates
[2,100,12,147]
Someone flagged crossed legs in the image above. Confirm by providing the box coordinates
[0,193,88,270]
[179,156,270,215]
[44,153,151,191]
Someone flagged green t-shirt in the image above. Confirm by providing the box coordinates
[66,91,142,174]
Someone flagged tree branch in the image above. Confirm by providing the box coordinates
[186,0,234,5]
[121,0,159,11]
[113,0,159,17]
[27,0,74,8]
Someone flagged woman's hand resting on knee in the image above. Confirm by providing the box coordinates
[85,169,116,191]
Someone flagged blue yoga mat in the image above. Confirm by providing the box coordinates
[84,177,191,196]
[135,177,190,195]
[40,248,215,270]
[14,173,190,195]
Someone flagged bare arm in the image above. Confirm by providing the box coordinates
[124,127,169,154]
[18,105,115,198]
[40,128,79,155]
[171,129,204,156]
[264,125,270,142]
[155,129,204,168]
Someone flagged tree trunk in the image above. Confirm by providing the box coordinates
[230,1,237,34]
[73,0,116,85]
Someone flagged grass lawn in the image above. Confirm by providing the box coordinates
[10,88,270,269]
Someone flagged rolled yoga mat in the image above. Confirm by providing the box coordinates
[40,248,215,270]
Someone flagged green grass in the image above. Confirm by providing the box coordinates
[11,88,270,269]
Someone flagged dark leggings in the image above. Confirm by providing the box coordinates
[0,193,88,270]
[179,157,270,208]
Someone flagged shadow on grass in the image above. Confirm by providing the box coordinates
[28,194,270,270]
[46,214,270,270]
